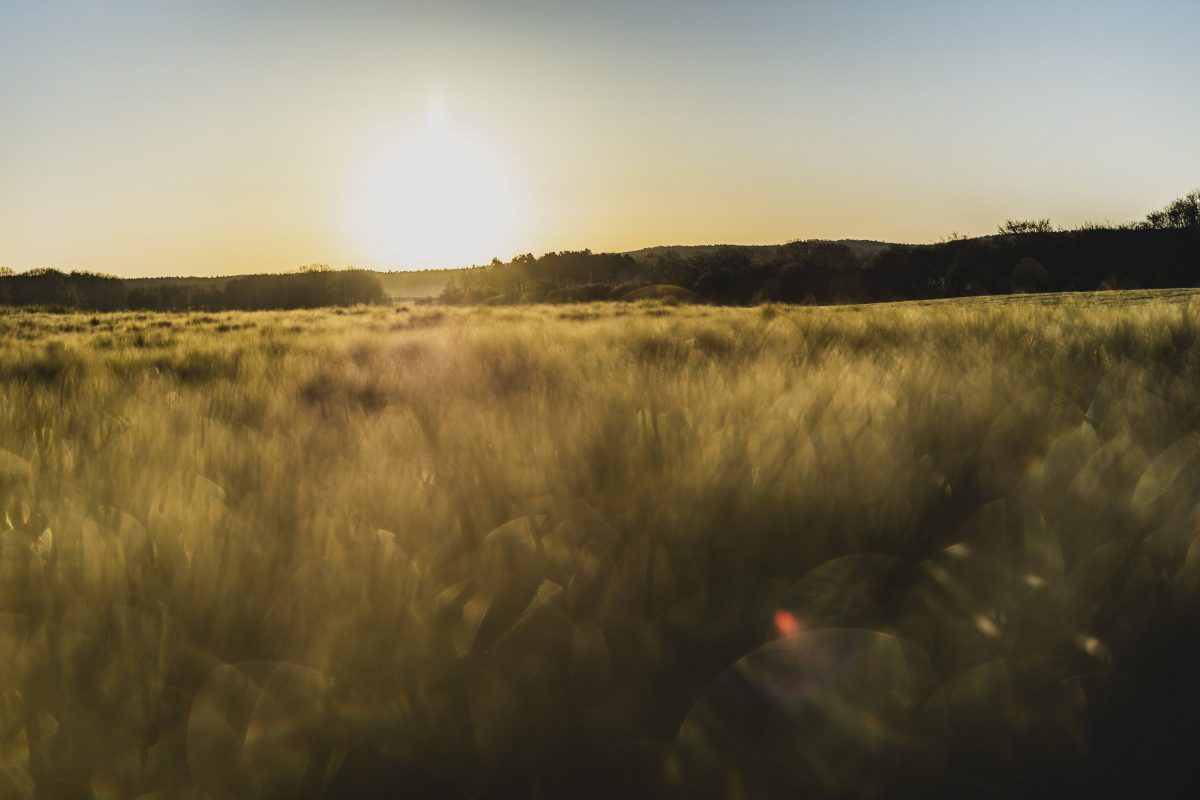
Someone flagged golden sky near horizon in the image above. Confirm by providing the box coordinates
[1,0,1197,277]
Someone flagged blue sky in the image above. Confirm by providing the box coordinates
[2,0,1197,275]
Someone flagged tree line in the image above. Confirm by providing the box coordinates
[5,189,1197,310]
[439,188,1200,305]
[0,266,385,311]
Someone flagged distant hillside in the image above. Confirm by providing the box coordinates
[438,228,1200,305]
[624,239,893,263]
[7,190,1198,308]
[109,245,898,301]
[39,242,898,303]
[436,190,1200,304]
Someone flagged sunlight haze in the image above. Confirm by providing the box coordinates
[2,0,1197,276]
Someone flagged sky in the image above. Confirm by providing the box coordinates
[1,0,1197,277]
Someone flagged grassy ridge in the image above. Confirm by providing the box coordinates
[2,297,1200,797]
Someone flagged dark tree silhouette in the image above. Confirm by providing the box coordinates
[1146,189,1200,230]
[998,219,1053,235]
[0,267,384,311]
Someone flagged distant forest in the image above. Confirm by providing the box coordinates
[441,189,1200,305]
[0,267,386,311]
[3,190,1198,310]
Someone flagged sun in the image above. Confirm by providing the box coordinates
[348,104,521,268]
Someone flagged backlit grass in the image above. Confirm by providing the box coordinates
[2,294,1200,797]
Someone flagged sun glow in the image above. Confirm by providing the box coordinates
[348,104,522,268]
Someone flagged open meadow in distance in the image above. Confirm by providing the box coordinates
[3,294,1200,797]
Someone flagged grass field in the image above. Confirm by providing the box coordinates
[3,294,1200,798]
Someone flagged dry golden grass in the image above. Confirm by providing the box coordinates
[2,295,1200,797]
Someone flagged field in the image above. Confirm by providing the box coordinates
[2,294,1200,798]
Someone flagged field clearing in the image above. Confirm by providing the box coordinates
[2,296,1200,797]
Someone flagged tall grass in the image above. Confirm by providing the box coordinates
[2,295,1200,797]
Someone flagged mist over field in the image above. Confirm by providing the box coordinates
[3,296,1200,797]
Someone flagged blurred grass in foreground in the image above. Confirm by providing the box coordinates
[2,295,1200,798]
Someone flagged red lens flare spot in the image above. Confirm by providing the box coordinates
[774,609,802,638]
